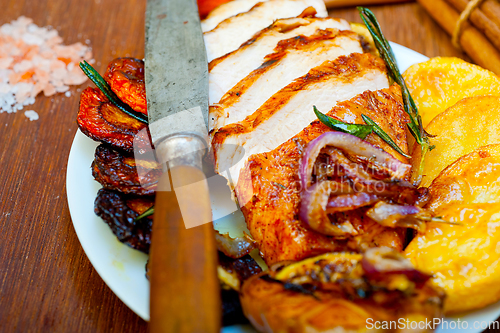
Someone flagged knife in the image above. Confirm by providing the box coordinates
[144,0,221,332]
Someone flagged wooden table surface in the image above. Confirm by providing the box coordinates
[0,0,483,332]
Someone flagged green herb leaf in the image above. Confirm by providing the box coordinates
[314,106,373,139]
[79,60,148,124]
[134,206,155,222]
[357,7,432,184]
[361,114,410,158]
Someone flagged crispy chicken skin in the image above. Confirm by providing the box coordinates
[235,85,410,264]
[104,58,147,115]
[77,87,150,153]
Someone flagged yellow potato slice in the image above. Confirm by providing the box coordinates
[415,95,500,187]
[405,144,500,314]
[403,57,500,127]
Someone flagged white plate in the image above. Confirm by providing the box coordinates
[66,43,500,333]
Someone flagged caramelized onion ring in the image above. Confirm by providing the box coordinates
[299,132,411,189]
[299,181,357,237]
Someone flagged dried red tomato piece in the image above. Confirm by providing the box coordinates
[104,58,147,115]
[77,87,150,153]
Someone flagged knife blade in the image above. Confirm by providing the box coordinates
[144,0,221,332]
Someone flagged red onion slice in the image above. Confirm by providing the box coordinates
[362,247,431,285]
[365,201,431,232]
[300,132,411,189]
[299,181,357,237]
[214,230,256,259]
[326,193,380,214]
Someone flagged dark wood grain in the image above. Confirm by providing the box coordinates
[0,0,480,332]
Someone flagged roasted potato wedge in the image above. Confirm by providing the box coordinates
[403,57,500,127]
[414,95,500,187]
[405,144,500,314]
[240,250,444,333]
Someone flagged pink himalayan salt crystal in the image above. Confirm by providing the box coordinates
[0,16,94,114]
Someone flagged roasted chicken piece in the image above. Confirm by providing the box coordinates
[208,16,352,105]
[240,248,445,333]
[92,144,161,196]
[104,57,147,115]
[203,0,328,61]
[209,29,363,133]
[77,87,150,153]
[94,188,154,254]
[214,52,390,189]
[235,85,411,264]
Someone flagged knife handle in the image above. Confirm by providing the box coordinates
[149,165,221,333]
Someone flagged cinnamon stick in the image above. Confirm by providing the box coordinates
[417,0,500,74]
[324,0,412,8]
[445,0,500,51]
[482,0,500,28]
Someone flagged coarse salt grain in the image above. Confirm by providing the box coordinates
[0,16,93,114]
[24,110,39,121]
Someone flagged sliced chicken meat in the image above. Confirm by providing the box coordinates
[209,30,362,134]
[204,0,328,61]
[201,0,268,32]
[234,85,410,264]
[209,16,352,105]
[213,53,390,189]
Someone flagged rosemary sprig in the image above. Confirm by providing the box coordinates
[79,60,148,124]
[361,114,410,158]
[357,7,431,184]
[314,106,373,139]
[314,106,410,158]
[134,206,155,222]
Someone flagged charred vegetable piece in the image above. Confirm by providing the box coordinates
[240,249,444,333]
[94,188,153,253]
[92,144,161,195]
[215,230,257,259]
[77,87,151,153]
[104,58,147,115]
[218,252,262,326]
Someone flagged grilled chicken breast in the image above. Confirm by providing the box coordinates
[204,0,328,61]
[208,17,352,105]
[209,30,362,134]
[234,85,410,264]
[201,0,268,32]
[213,53,390,189]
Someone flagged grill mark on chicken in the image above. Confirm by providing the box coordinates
[208,17,351,106]
[213,53,389,188]
[209,30,362,134]
[234,85,409,264]
[204,0,328,62]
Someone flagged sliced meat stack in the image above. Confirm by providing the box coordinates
[203,0,412,264]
